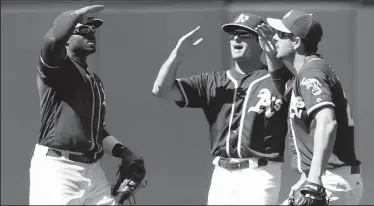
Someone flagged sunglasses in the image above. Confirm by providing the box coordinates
[73,25,96,36]
[228,30,257,39]
[277,30,295,39]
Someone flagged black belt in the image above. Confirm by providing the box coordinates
[350,165,360,174]
[218,157,268,170]
[46,148,98,164]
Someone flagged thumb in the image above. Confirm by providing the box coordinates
[193,38,203,47]
[289,187,296,198]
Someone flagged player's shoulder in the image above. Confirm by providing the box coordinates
[302,55,331,72]
[299,56,332,78]
[197,69,226,80]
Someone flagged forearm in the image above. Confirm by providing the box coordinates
[307,119,337,183]
[266,55,284,72]
[269,65,294,96]
[152,51,182,97]
[102,135,135,159]
[42,11,81,65]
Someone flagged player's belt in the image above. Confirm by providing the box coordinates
[350,165,360,174]
[217,157,268,170]
[46,148,98,164]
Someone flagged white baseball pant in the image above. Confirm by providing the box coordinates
[29,144,117,205]
[207,156,282,205]
[281,165,364,205]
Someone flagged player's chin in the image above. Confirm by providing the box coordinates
[85,47,96,55]
[231,53,246,61]
[276,51,289,59]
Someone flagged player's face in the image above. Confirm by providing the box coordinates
[229,29,262,61]
[273,30,296,59]
[68,25,97,55]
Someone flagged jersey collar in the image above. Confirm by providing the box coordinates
[228,65,268,80]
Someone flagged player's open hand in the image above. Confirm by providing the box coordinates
[172,26,204,58]
[73,5,104,25]
[255,23,277,58]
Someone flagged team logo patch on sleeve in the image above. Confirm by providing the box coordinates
[300,77,322,95]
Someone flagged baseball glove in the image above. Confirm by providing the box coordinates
[288,181,329,206]
[111,156,147,205]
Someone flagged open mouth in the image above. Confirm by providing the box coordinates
[233,45,243,50]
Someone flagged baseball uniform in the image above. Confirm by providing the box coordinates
[266,10,364,205]
[272,55,364,205]
[176,66,288,204]
[30,10,116,205]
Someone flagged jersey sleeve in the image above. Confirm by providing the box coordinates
[37,49,83,88]
[296,69,335,116]
[175,72,212,108]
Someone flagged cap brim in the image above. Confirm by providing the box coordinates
[221,23,258,34]
[76,19,104,28]
[266,18,291,33]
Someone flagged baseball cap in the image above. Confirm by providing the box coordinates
[222,13,264,34]
[53,10,104,29]
[266,10,323,42]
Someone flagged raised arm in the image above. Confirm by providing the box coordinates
[41,5,104,68]
[152,26,203,102]
[256,23,295,97]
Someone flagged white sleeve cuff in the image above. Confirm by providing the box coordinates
[176,79,189,107]
[307,102,335,116]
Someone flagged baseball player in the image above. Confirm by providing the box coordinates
[30,5,145,205]
[152,13,289,205]
[256,10,364,205]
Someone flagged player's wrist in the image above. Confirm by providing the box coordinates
[266,55,284,70]
[112,143,132,159]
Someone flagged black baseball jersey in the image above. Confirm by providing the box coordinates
[272,55,360,173]
[175,67,288,161]
[37,50,108,160]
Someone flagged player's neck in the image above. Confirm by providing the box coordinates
[234,59,264,74]
[67,49,88,68]
[283,53,306,74]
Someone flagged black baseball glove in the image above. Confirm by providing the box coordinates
[111,155,147,205]
[288,181,329,206]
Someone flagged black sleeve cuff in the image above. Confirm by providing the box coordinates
[270,67,293,81]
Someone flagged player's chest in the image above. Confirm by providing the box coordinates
[71,72,107,111]
[222,77,284,118]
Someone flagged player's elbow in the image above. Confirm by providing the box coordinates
[326,120,338,135]
[152,81,170,98]
[152,84,165,98]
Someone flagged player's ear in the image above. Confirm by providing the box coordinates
[293,37,302,50]
[66,41,69,46]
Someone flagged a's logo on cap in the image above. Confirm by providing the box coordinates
[235,13,249,23]
[283,10,294,19]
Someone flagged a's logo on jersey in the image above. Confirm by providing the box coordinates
[235,13,249,23]
[300,77,322,96]
[247,88,283,118]
[289,92,305,119]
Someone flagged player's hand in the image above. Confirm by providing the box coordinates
[255,23,277,58]
[73,5,104,25]
[289,181,329,206]
[172,26,204,58]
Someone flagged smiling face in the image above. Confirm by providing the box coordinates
[68,25,97,56]
[228,28,262,62]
